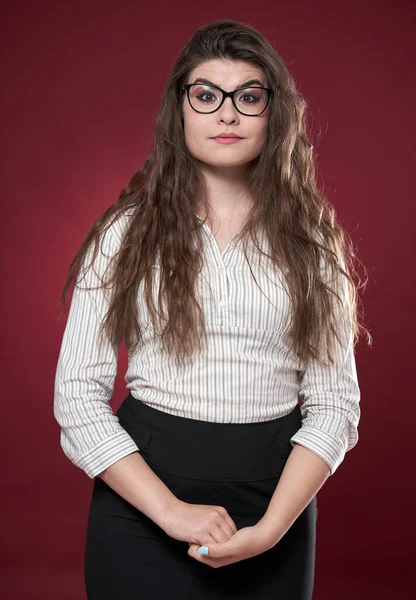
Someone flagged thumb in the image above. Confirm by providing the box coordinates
[198,538,233,558]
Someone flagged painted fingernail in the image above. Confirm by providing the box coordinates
[198,546,209,555]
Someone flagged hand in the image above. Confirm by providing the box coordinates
[187,523,277,569]
[161,499,238,546]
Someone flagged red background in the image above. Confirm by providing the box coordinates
[1,1,414,598]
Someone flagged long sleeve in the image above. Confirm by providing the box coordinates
[289,253,361,476]
[53,225,140,478]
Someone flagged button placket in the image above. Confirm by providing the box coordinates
[199,220,239,326]
[217,238,240,326]
[217,263,227,324]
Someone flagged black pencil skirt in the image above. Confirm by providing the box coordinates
[84,392,317,599]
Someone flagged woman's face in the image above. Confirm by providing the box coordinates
[182,59,270,171]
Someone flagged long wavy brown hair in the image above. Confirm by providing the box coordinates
[59,19,371,370]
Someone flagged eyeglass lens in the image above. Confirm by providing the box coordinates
[188,84,268,115]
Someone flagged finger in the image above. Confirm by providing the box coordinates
[215,509,237,538]
[224,514,238,535]
[217,508,238,535]
[219,514,238,537]
[219,520,237,540]
[200,532,217,546]
[208,524,231,544]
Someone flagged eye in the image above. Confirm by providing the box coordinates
[191,85,219,104]
[196,91,218,103]
[239,92,261,104]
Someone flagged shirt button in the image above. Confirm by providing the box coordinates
[217,267,224,274]
[219,300,226,307]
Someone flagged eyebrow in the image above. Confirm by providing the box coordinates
[190,77,265,90]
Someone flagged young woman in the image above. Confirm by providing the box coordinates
[54,19,369,600]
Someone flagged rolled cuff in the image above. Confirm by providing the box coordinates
[69,429,141,479]
[290,425,349,476]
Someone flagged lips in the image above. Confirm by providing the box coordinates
[212,133,243,139]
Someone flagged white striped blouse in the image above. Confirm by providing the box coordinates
[53,210,361,479]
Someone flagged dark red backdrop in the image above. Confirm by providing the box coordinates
[1,1,413,598]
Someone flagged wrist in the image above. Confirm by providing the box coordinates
[254,517,284,549]
[158,497,184,530]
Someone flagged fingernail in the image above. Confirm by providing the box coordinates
[198,546,209,555]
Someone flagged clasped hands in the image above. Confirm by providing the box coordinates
[187,521,278,569]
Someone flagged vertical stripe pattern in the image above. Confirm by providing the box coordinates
[54,211,361,478]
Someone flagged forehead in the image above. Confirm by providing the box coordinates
[188,59,265,87]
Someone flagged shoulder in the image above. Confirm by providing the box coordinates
[104,207,136,249]
[77,208,135,286]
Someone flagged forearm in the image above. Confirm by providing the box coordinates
[256,443,331,546]
[97,451,181,530]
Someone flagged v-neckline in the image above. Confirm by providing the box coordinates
[195,214,241,258]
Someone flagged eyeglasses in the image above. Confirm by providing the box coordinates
[182,83,273,117]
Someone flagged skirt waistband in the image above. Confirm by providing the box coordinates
[116,392,302,482]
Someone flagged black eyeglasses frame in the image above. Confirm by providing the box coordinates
[182,83,274,117]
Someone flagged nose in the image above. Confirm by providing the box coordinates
[217,96,239,121]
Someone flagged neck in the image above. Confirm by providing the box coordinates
[198,163,253,218]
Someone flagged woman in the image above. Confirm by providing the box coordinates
[54,19,369,600]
